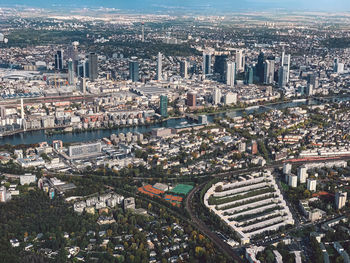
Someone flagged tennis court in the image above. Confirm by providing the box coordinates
[170,184,193,195]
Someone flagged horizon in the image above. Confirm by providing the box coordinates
[1,0,350,13]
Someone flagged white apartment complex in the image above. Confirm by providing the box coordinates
[204,170,294,244]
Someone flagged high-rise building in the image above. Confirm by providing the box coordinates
[298,165,308,183]
[213,55,227,80]
[281,52,291,83]
[203,52,212,75]
[307,73,318,89]
[68,59,75,85]
[213,88,221,105]
[306,83,314,96]
[20,98,24,120]
[67,41,79,61]
[235,50,245,72]
[288,175,298,188]
[307,178,317,192]
[129,61,139,82]
[54,49,64,70]
[306,73,317,96]
[334,58,344,74]
[159,95,168,117]
[156,52,162,81]
[80,77,86,94]
[278,66,288,88]
[335,191,347,209]
[187,92,196,107]
[78,60,88,78]
[264,59,275,84]
[88,53,98,82]
[225,61,236,87]
[256,52,265,83]
[141,22,145,42]
[244,65,254,84]
[180,60,188,79]
[283,163,292,175]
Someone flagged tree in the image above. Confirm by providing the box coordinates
[195,246,205,257]
[215,185,223,192]
[40,153,51,162]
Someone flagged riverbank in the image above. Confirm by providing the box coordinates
[44,119,168,136]
[1,95,350,146]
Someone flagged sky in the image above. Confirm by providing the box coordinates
[1,0,350,12]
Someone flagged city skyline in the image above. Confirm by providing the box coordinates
[2,1,350,262]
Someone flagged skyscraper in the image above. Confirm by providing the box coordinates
[213,55,227,80]
[78,60,88,78]
[281,51,291,83]
[80,77,87,94]
[54,49,64,70]
[141,22,145,42]
[159,95,168,117]
[306,73,317,96]
[278,66,288,88]
[203,52,212,75]
[244,65,254,85]
[180,60,188,79]
[88,53,98,82]
[67,41,79,61]
[225,61,236,87]
[85,60,89,78]
[255,52,265,83]
[129,61,139,82]
[20,98,24,120]
[235,50,245,72]
[156,52,162,81]
[264,59,275,84]
[68,59,75,85]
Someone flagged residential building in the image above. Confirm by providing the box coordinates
[307,179,317,192]
[335,191,347,210]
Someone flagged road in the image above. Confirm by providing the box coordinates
[185,182,244,263]
[183,157,350,262]
[50,155,350,262]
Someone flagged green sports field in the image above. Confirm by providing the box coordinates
[170,184,194,195]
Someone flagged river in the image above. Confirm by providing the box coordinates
[1,97,348,145]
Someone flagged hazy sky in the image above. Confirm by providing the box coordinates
[1,0,350,12]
